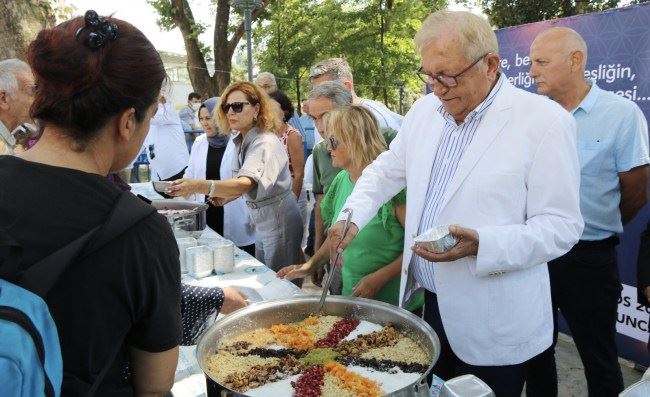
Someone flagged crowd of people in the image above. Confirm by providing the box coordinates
[0,7,649,397]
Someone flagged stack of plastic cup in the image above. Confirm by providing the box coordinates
[198,234,225,246]
[212,240,235,274]
[186,246,214,278]
[176,237,197,273]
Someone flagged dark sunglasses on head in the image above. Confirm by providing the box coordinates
[326,136,339,151]
[221,101,251,113]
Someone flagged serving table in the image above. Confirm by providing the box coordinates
[129,183,305,396]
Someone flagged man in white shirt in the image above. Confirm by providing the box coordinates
[0,59,35,155]
[328,11,583,396]
[308,58,403,130]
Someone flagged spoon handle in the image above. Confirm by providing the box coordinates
[315,208,353,314]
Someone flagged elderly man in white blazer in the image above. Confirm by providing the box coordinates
[328,11,583,396]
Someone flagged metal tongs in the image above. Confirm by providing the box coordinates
[315,208,353,315]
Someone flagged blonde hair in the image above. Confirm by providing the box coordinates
[216,81,279,134]
[327,105,386,169]
[415,11,498,63]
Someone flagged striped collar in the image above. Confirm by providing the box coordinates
[0,121,15,147]
[437,72,505,125]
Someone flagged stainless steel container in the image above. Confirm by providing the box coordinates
[440,375,495,397]
[151,199,208,238]
[414,225,458,253]
[196,295,441,397]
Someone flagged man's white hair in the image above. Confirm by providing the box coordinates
[309,80,352,107]
[308,58,354,84]
[255,71,277,85]
[0,59,31,97]
[415,11,498,63]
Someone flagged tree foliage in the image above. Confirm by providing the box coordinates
[254,0,446,113]
[148,0,271,96]
[462,0,620,28]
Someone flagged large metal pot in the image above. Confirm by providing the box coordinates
[196,296,441,397]
[151,199,208,238]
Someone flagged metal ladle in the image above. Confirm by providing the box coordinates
[315,208,353,314]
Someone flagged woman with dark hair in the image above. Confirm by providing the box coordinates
[0,11,181,395]
[170,81,304,275]
[268,90,305,200]
[268,90,309,248]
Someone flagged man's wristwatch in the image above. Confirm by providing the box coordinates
[208,180,217,197]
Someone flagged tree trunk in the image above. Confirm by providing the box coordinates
[212,54,232,96]
[575,0,590,14]
[165,0,271,96]
[170,0,214,96]
[295,76,301,116]
[0,0,55,60]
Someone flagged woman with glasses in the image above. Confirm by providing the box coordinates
[170,82,303,275]
[277,106,423,312]
[171,97,256,256]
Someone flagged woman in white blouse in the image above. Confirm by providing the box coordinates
[181,97,255,255]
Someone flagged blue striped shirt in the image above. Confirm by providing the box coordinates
[411,74,505,293]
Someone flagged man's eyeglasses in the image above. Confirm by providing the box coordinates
[326,136,339,151]
[417,52,491,89]
[221,101,251,113]
[309,111,329,123]
[23,83,38,96]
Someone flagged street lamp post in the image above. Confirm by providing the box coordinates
[231,0,263,82]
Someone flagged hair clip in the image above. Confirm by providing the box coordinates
[75,10,118,49]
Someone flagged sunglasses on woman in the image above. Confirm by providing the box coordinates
[326,136,339,151]
[221,101,251,113]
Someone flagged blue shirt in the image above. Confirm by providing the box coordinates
[412,74,505,293]
[288,112,309,155]
[573,82,649,240]
[178,105,195,132]
[298,114,316,151]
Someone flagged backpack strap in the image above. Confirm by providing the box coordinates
[16,191,156,396]
[17,191,155,296]
[0,305,56,397]
[84,193,157,396]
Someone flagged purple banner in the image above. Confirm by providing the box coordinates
[495,4,650,366]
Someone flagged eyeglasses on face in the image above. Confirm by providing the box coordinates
[326,136,339,151]
[417,52,491,88]
[23,83,38,96]
[221,101,251,113]
[309,111,329,123]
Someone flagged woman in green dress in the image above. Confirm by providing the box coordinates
[277,105,423,312]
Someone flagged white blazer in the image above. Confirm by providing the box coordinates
[338,80,584,366]
[184,134,255,247]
